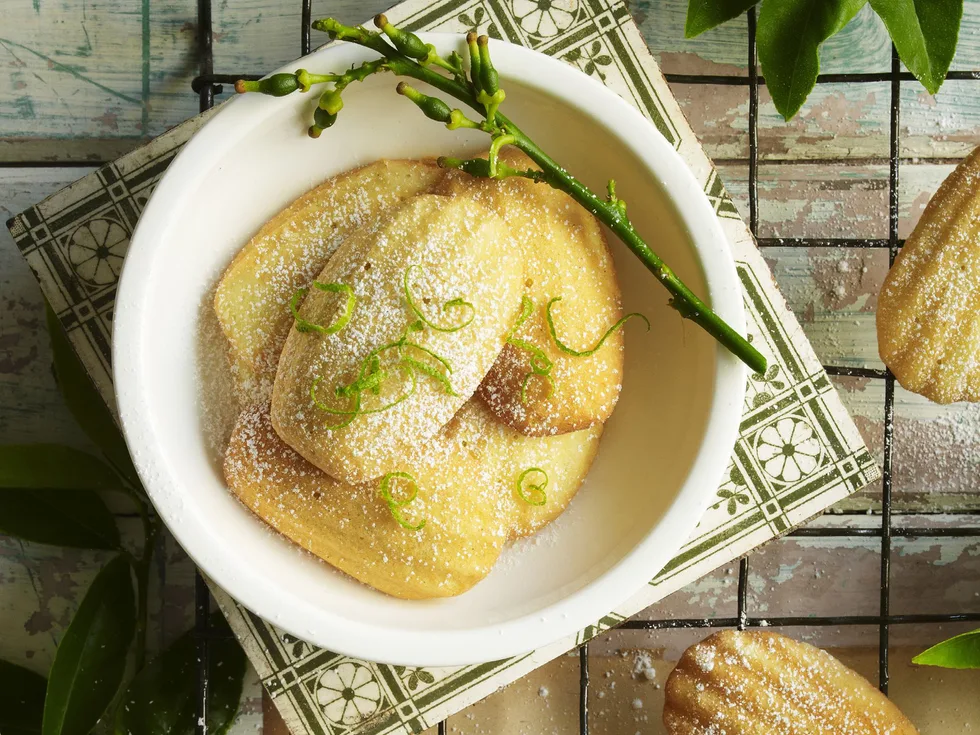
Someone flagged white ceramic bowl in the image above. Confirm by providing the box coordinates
[114,34,746,666]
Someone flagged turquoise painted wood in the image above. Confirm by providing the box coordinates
[2,2,980,732]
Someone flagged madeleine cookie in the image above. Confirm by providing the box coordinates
[271,194,523,483]
[878,144,980,403]
[225,399,601,599]
[436,149,625,436]
[214,159,446,404]
[664,630,918,735]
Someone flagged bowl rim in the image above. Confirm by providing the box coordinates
[114,33,747,666]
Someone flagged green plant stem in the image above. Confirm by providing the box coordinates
[322,28,766,373]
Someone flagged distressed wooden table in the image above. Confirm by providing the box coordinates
[2,1,979,732]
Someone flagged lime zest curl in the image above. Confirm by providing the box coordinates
[507,295,555,405]
[290,281,356,334]
[309,267,471,428]
[515,467,548,506]
[404,264,475,332]
[380,471,426,530]
[545,296,650,357]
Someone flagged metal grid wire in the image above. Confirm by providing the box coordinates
[187,3,980,733]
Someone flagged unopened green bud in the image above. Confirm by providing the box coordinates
[477,36,499,95]
[374,13,428,59]
[438,156,491,178]
[319,88,344,115]
[396,82,452,123]
[308,106,338,138]
[466,32,482,88]
[235,73,299,97]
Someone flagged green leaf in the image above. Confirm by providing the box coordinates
[686,0,760,37]
[0,444,121,491]
[869,0,962,94]
[43,555,136,735]
[757,0,868,120]
[114,612,246,735]
[0,487,120,549]
[0,660,47,735]
[46,305,140,487]
[913,628,980,669]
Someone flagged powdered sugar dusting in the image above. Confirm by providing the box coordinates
[437,149,626,436]
[224,398,601,598]
[214,160,446,406]
[270,193,524,483]
[878,147,980,403]
[664,630,918,734]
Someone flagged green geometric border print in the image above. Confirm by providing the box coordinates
[398,0,680,147]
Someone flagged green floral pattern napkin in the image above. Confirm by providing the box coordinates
[6,0,879,732]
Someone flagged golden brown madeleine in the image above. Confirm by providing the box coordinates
[877,145,980,403]
[271,194,523,483]
[472,397,602,538]
[214,159,446,403]
[436,149,624,436]
[225,403,509,599]
[664,630,918,735]
[224,399,602,599]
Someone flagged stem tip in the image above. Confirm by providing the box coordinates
[374,13,387,29]
[466,31,477,44]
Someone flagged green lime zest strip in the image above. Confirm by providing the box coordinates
[509,338,552,375]
[507,296,554,405]
[519,372,554,405]
[516,467,548,506]
[545,296,650,357]
[401,356,458,396]
[380,471,426,530]
[311,366,418,429]
[290,281,356,334]
[511,294,534,334]
[310,377,359,429]
[401,341,453,374]
[404,264,475,332]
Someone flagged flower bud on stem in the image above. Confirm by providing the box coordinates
[297,15,767,373]
[308,106,338,138]
[374,14,429,60]
[466,32,482,91]
[477,36,499,95]
[396,82,452,123]
[235,73,300,97]
[438,156,492,178]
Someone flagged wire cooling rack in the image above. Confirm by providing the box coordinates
[187,3,980,733]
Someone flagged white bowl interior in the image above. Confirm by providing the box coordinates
[116,37,741,665]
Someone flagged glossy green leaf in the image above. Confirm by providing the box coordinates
[46,305,140,487]
[757,0,868,120]
[0,487,120,549]
[115,613,246,735]
[43,555,136,735]
[870,0,962,94]
[685,0,760,38]
[913,628,980,669]
[0,660,47,735]
[0,444,120,491]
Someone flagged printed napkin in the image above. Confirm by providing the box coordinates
[7,0,879,732]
